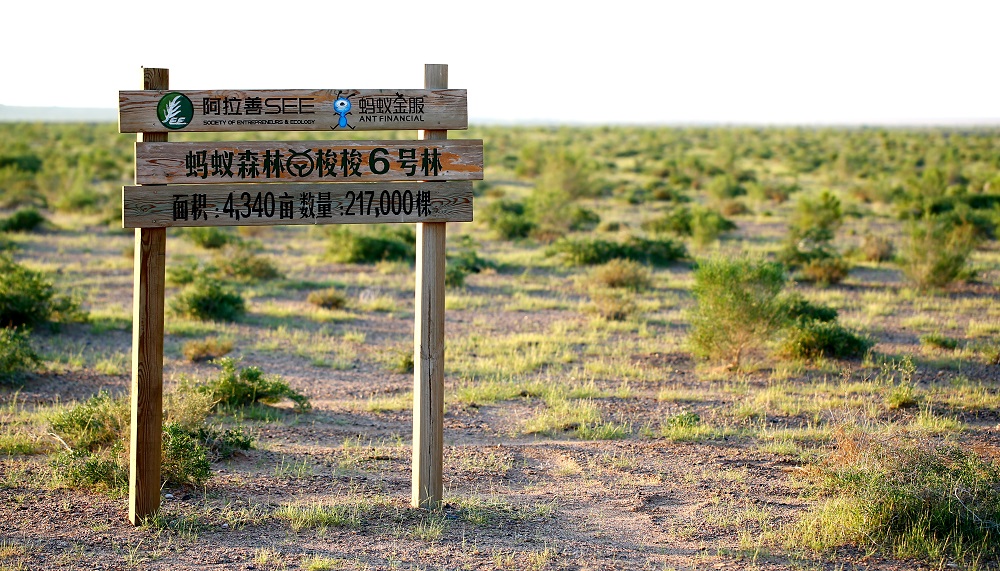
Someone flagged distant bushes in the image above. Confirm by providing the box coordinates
[0,328,40,383]
[327,226,415,264]
[547,236,685,267]
[779,190,849,285]
[642,205,736,247]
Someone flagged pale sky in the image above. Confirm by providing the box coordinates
[3,0,998,125]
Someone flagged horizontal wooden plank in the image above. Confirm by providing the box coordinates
[119,89,467,133]
[123,182,473,228]
[135,140,483,185]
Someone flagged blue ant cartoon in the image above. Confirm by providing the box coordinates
[332,91,355,130]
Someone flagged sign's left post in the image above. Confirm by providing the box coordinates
[128,67,167,525]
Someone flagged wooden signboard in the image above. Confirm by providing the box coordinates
[119,89,468,132]
[122,182,473,228]
[122,65,463,525]
[133,140,483,185]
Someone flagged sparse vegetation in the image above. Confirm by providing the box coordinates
[169,276,246,322]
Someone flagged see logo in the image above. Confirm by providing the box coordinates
[157,93,194,129]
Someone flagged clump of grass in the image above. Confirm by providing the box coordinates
[547,235,686,266]
[200,357,310,412]
[50,443,128,494]
[169,276,245,322]
[688,256,787,369]
[588,289,639,321]
[0,254,83,328]
[0,328,40,383]
[588,258,652,291]
[0,207,45,233]
[181,337,233,362]
[49,390,129,451]
[919,332,959,351]
[327,226,414,264]
[276,502,363,531]
[307,288,347,310]
[786,433,1000,568]
[861,233,895,262]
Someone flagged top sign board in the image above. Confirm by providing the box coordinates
[119,89,467,133]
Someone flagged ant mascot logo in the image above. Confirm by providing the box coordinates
[332,91,355,130]
[157,93,194,130]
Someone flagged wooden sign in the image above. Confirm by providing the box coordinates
[119,89,468,133]
[122,182,473,228]
[134,140,483,185]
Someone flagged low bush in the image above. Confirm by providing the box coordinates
[782,293,837,323]
[0,254,83,328]
[184,226,241,249]
[307,288,347,310]
[50,444,128,494]
[0,207,45,233]
[482,199,535,240]
[169,276,246,322]
[788,434,1000,567]
[182,337,234,362]
[899,214,977,290]
[327,226,415,264]
[200,357,310,412]
[798,255,850,286]
[688,257,787,369]
[588,259,652,291]
[0,327,40,383]
[161,423,211,486]
[777,320,872,360]
[919,332,959,351]
[547,236,685,267]
[445,236,495,288]
[213,245,282,283]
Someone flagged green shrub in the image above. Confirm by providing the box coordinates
[547,236,685,267]
[327,226,415,264]
[899,215,977,290]
[588,259,652,291]
[0,254,83,328]
[690,206,737,247]
[161,423,211,486]
[789,434,1000,567]
[688,257,787,369]
[50,444,128,494]
[568,206,601,231]
[214,246,282,282]
[201,357,310,412]
[0,207,45,233]
[798,255,850,286]
[169,276,245,322]
[185,226,241,249]
[307,288,347,310]
[919,332,959,351]
[781,293,837,323]
[780,191,850,284]
[445,236,495,288]
[49,391,129,451]
[482,199,535,240]
[0,327,40,383]
[777,320,872,360]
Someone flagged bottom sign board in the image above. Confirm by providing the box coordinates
[123,182,473,228]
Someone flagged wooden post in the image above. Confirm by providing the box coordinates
[412,64,448,510]
[129,67,167,525]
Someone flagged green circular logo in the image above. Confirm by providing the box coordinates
[157,93,194,129]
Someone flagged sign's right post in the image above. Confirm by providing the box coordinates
[412,63,448,510]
